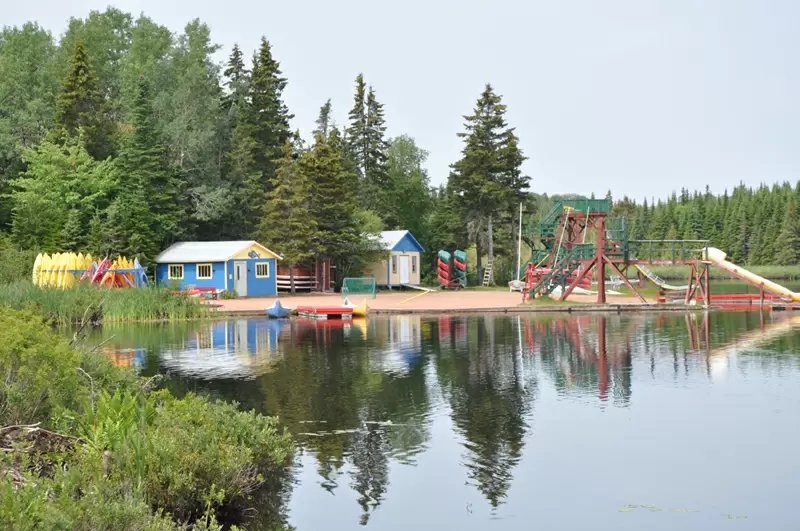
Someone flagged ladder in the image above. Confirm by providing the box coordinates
[482,259,494,286]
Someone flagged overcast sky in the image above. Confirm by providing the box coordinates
[6,0,799,200]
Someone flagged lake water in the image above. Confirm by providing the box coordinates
[81,311,800,530]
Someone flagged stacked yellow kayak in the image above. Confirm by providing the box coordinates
[32,252,94,288]
[32,252,149,289]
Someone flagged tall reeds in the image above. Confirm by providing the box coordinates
[0,281,209,324]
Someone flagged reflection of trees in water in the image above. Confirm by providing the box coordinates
[435,315,536,507]
[349,425,391,525]
[256,318,433,525]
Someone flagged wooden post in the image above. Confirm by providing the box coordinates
[597,217,606,304]
[685,264,696,305]
[560,257,596,301]
[704,263,710,307]
[760,284,765,308]
[597,315,608,400]
[605,257,646,303]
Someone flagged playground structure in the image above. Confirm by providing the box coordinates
[32,252,148,289]
[437,250,467,289]
[523,199,800,305]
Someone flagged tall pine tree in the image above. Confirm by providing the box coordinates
[51,40,115,160]
[449,83,528,282]
[313,98,334,140]
[109,76,180,260]
[775,200,800,265]
[364,86,389,194]
[234,37,293,235]
[346,74,367,174]
[260,142,318,292]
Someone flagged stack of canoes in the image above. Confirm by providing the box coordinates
[32,253,147,288]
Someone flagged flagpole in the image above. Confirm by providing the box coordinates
[516,202,523,280]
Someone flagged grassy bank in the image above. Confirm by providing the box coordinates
[0,307,294,530]
[629,264,800,281]
[0,281,209,324]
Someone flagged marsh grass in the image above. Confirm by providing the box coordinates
[0,281,209,324]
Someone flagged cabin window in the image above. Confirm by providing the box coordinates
[391,255,397,274]
[412,255,417,273]
[168,264,184,280]
[256,262,270,278]
[196,264,213,280]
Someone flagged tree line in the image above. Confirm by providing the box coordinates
[0,8,529,286]
[607,182,800,266]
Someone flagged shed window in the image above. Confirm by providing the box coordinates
[391,255,397,274]
[196,264,213,280]
[412,255,417,273]
[256,262,270,278]
[168,265,184,280]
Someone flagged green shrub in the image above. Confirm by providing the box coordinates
[0,307,85,425]
[143,391,293,522]
[0,308,293,529]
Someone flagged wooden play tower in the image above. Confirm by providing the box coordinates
[523,200,712,305]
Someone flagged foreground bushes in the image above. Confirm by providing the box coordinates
[0,280,209,324]
[0,309,293,530]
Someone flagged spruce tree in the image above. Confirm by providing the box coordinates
[775,201,800,265]
[52,40,115,159]
[304,132,359,258]
[250,37,292,176]
[314,99,334,140]
[222,43,248,111]
[346,74,367,175]
[239,37,293,229]
[450,83,528,282]
[364,86,389,192]
[260,142,318,292]
[112,76,179,260]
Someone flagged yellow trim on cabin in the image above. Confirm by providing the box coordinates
[255,262,270,278]
[196,263,213,280]
[168,264,184,280]
[229,242,282,260]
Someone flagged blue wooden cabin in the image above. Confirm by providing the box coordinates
[154,241,282,297]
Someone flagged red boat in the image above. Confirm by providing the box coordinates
[296,305,354,320]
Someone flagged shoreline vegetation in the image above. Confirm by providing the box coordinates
[0,307,294,530]
[0,281,209,325]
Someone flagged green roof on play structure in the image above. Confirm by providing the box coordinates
[557,199,610,214]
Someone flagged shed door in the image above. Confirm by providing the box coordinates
[399,256,410,284]
[234,261,248,296]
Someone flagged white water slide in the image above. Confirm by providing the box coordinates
[628,254,688,291]
[705,248,800,302]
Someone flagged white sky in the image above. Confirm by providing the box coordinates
[6,0,800,200]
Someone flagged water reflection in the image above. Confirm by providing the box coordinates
[82,310,800,529]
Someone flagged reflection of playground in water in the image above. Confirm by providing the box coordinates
[522,310,800,404]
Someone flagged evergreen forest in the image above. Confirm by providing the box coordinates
[1,9,798,287]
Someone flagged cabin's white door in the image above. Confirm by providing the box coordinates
[399,256,410,284]
[234,261,248,296]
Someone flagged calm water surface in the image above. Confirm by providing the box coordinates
[82,311,800,530]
